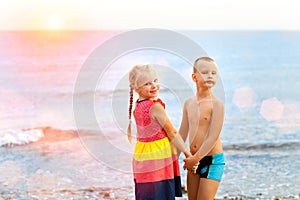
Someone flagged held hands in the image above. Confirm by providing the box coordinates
[183,155,199,174]
[183,150,199,174]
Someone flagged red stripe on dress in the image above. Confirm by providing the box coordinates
[134,156,181,183]
[133,156,174,173]
[134,163,174,183]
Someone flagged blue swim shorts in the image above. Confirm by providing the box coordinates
[195,152,225,182]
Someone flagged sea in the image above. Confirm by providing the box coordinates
[0,30,300,200]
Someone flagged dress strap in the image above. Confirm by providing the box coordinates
[153,98,165,109]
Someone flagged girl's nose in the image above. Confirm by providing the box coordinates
[150,81,159,87]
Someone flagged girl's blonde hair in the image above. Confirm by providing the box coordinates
[127,64,157,143]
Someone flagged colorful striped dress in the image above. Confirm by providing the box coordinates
[133,98,182,200]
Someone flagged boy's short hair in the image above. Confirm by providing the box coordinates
[193,56,215,72]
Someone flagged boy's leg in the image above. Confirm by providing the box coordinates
[197,178,220,200]
[187,170,200,200]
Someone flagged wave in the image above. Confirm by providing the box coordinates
[2,125,299,152]
[223,141,300,151]
[0,126,79,147]
[0,128,44,147]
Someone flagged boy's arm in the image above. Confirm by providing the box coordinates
[195,100,224,159]
[179,100,189,142]
[151,103,191,157]
[184,100,224,169]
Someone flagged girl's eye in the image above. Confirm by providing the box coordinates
[143,79,159,86]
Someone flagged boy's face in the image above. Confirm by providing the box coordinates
[192,60,218,89]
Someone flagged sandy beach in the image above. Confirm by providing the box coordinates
[0,127,135,200]
[1,127,299,200]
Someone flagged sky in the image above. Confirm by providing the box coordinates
[1,0,300,30]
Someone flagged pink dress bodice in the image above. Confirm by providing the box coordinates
[134,98,167,142]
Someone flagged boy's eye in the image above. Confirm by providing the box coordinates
[201,71,217,75]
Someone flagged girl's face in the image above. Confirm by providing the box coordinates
[135,72,160,100]
[192,60,218,89]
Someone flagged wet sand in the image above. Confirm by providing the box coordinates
[0,127,135,200]
[1,127,299,200]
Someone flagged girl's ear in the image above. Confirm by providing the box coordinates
[192,73,197,82]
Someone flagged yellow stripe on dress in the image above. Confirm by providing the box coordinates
[134,137,177,161]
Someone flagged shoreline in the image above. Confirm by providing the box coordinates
[1,127,299,200]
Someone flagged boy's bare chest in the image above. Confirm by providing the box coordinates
[187,101,213,125]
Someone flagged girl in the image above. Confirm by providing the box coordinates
[127,64,192,200]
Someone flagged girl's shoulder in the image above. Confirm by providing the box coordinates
[150,98,167,119]
[152,98,165,108]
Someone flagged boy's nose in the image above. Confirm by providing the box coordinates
[208,72,214,78]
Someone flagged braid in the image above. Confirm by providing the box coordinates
[128,88,133,120]
[127,87,134,144]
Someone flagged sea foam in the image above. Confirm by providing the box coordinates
[0,128,44,146]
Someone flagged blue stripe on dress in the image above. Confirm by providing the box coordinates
[134,176,182,200]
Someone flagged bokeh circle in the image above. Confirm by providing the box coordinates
[73,28,224,173]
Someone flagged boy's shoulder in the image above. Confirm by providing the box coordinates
[184,95,222,103]
[185,96,197,102]
[211,95,224,112]
[184,95,224,107]
[212,95,224,105]
[184,96,197,105]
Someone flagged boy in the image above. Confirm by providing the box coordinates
[179,57,225,200]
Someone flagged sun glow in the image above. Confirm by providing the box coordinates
[47,15,63,30]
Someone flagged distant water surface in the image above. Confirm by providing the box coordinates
[0,30,300,199]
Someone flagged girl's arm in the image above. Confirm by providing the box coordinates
[151,103,191,158]
[184,99,224,169]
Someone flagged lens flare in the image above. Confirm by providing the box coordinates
[232,87,257,110]
[260,97,284,121]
